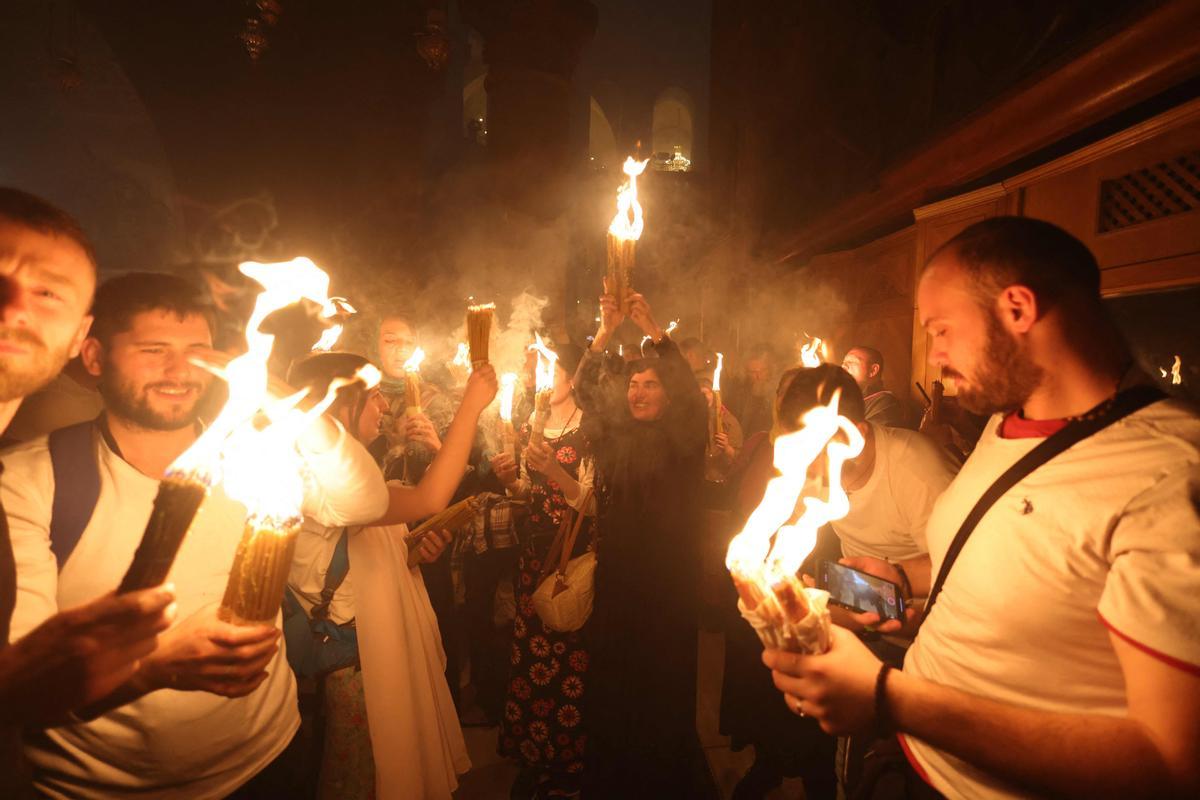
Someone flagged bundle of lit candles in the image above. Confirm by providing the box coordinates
[725,390,863,653]
[606,156,649,311]
[498,372,518,459]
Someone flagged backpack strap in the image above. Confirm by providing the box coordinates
[309,528,351,622]
[48,420,102,571]
[923,384,1166,620]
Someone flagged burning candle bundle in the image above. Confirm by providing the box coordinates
[712,352,725,438]
[606,156,649,310]
[466,302,495,367]
[528,333,558,446]
[498,372,518,458]
[403,347,426,415]
[725,390,864,653]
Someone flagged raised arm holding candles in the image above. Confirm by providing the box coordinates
[726,389,864,654]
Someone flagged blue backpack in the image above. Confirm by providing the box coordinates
[280,529,360,678]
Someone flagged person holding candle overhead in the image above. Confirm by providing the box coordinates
[2,271,389,798]
[0,188,176,798]
[489,340,595,800]
[286,350,498,800]
[575,282,716,799]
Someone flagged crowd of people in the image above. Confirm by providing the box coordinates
[0,185,1195,800]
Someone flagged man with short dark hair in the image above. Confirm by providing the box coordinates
[0,188,174,796]
[4,270,389,797]
[841,345,908,428]
[766,217,1200,799]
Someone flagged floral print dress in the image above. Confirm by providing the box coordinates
[499,421,594,794]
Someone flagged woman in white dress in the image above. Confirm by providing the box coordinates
[287,352,498,799]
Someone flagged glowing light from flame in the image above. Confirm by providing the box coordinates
[177,257,376,527]
[713,352,724,392]
[1160,355,1182,386]
[499,373,518,423]
[799,335,827,368]
[529,333,558,393]
[403,347,426,374]
[725,391,864,580]
[452,343,470,369]
[312,298,356,352]
[666,319,679,336]
[608,156,650,242]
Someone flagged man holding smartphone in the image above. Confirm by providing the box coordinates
[766,218,1200,800]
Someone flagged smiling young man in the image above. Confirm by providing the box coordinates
[2,271,389,798]
[764,217,1200,800]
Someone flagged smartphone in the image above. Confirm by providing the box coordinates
[818,560,905,623]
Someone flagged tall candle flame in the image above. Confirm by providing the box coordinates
[726,390,864,579]
[499,372,518,423]
[529,333,558,393]
[608,156,650,242]
[713,352,725,392]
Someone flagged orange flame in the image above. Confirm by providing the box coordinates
[799,335,827,369]
[713,352,725,392]
[499,372,518,423]
[726,391,864,580]
[608,156,650,242]
[529,333,558,393]
[402,347,426,374]
[1160,355,1182,386]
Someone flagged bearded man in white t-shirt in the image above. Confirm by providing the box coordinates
[3,272,388,799]
[764,217,1200,800]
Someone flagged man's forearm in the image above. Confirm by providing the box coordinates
[890,670,1173,799]
[899,555,932,597]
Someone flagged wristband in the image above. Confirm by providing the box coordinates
[874,663,895,735]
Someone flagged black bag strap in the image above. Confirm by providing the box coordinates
[310,528,351,622]
[923,384,1166,619]
[48,420,102,570]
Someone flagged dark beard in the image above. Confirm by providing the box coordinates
[99,369,206,431]
[0,326,70,402]
[954,309,1043,416]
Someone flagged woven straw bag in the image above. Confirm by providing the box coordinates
[532,490,595,632]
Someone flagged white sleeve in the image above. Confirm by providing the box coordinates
[568,457,596,515]
[299,421,389,527]
[1,443,60,641]
[1098,464,1200,672]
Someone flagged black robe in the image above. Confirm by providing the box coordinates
[575,338,716,799]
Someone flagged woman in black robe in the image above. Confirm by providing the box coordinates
[575,288,716,799]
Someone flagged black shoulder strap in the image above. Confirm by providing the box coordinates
[310,528,351,622]
[923,385,1166,619]
[48,420,102,571]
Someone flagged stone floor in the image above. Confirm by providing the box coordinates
[452,630,807,800]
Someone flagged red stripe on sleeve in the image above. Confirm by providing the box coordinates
[1098,612,1200,677]
[897,733,935,786]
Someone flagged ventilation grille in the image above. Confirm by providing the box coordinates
[1098,151,1200,233]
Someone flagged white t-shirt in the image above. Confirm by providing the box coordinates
[3,423,388,799]
[902,399,1200,800]
[834,423,956,561]
[290,518,357,625]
